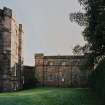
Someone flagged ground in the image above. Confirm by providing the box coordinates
[0,88,101,105]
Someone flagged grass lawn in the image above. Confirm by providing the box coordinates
[0,88,101,105]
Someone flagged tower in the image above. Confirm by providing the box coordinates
[0,7,23,91]
[35,53,44,86]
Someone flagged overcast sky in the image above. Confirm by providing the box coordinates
[0,0,85,66]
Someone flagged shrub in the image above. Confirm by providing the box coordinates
[89,58,105,103]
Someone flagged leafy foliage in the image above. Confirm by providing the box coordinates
[72,44,94,70]
[89,58,105,104]
[70,0,105,68]
[72,45,83,55]
[72,44,90,55]
[70,12,86,26]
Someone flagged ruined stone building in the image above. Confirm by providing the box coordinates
[35,54,89,87]
[0,7,23,91]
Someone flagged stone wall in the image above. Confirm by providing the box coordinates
[23,66,36,88]
[35,54,88,87]
[0,7,23,92]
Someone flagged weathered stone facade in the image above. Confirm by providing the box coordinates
[0,7,23,91]
[23,66,36,89]
[35,54,88,87]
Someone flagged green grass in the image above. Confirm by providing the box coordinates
[0,88,101,105]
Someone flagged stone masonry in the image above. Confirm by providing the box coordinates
[35,53,89,87]
[23,66,36,89]
[0,7,23,92]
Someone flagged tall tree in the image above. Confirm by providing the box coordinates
[70,0,105,68]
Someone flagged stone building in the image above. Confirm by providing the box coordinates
[35,53,88,87]
[0,7,23,91]
[23,66,36,89]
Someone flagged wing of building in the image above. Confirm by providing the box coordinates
[35,53,89,87]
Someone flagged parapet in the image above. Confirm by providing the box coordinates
[3,7,12,18]
[35,53,44,59]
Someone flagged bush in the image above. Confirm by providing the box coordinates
[89,58,105,103]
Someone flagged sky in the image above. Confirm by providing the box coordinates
[0,0,85,66]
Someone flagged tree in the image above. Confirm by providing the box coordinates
[72,44,90,55]
[70,0,105,68]
[72,45,82,55]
